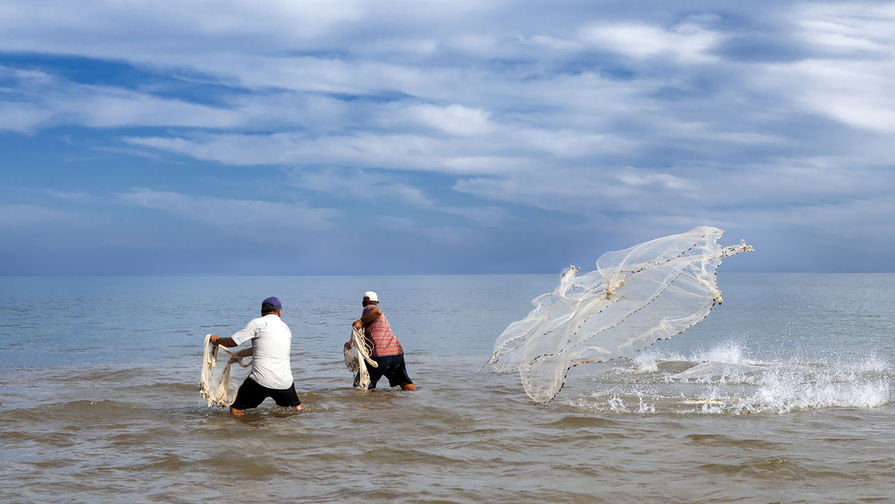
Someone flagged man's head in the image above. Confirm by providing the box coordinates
[362,291,379,306]
[261,296,283,316]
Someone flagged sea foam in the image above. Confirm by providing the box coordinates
[571,343,891,415]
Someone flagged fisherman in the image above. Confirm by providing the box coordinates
[344,291,416,391]
[208,296,302,416]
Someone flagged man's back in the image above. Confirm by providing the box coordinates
[237,314,294,389]
[364,304,404,357]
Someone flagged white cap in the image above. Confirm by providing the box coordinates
[363,291,378,302]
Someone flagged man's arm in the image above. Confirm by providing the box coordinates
[232,346,253,358]
[211,319,257,348]
[352,307,382,329]
[209,334,238,347]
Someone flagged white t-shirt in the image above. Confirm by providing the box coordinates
[230,314,294,389]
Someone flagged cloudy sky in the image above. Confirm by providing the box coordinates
[1,1,893,274]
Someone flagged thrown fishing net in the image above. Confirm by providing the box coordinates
[488,226,753,403]
[200,334,251,408]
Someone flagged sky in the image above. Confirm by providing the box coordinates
[1,0,894,274]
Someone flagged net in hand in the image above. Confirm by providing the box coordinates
[488,226,753,403]
[200,334,251,408]
[344,326,379,389]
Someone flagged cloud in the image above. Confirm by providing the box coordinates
[2,1,895,273]
[123,122,635,174]
[405,104,493,136]
[292,168,434,207]
[292,168,511,227]
[44,189,89,201]
[454,165,700,215]
[744,3,895,133]
[115,189,338,232]
[794,3,895,55]
[0,66,242,132]
[579,18,722,63]
[774,59,895,133]
[124,132,458,171]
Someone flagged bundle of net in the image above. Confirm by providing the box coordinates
[344,326,379,390]
[487,226,753,403]
[200,334,251,408]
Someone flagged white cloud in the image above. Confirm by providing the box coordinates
[749,3,895,133]
[3,1,895,272]
[454,159,895,226]
[406,104,493,136]
[442,156,540,173]
[124,121,637,174]
[125,132,455,171]
[529,34,582,51]
[0,1,365,54]
[579,20,721,63]
[795,3,895,55]
[777,59,895,133]
[0,66,242,132]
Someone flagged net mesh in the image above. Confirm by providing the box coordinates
[488,226,753,403]
[200,334,251,408]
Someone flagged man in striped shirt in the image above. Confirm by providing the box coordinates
[345,291,416,391]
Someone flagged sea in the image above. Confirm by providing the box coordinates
[1,273,893,503]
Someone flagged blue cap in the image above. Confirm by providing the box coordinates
[261,296,282,310]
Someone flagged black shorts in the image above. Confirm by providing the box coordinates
[231,377,301,410]
[356,354,413,389]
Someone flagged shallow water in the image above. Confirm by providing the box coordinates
[1,273,893,503]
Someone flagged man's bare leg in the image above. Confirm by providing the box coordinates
[401,383,416,391]
[230,406,245,418]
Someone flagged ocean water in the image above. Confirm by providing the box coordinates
[0,273,893,503]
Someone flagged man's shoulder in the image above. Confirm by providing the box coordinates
[263,314,291,331]
[248,315,285,328]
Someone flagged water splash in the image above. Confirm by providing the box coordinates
[566,343,891,415]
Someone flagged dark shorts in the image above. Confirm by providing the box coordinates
[231,377,301,410]
[356,354,413,389]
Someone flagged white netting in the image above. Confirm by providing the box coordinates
[200,334,251,408]
[344,326,379,389]
[488,226,753,403]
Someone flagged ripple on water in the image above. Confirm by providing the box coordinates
[698,456,806,480]
[684,433,781,450]
[541,415,621,429]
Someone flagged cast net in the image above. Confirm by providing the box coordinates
[487,226,753,403]
[200,334,251,408]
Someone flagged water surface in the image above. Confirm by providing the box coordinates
[1,274,893,503]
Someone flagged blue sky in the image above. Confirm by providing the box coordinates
[1,1,894,274]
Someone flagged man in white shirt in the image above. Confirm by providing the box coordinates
[209,296,302,417]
